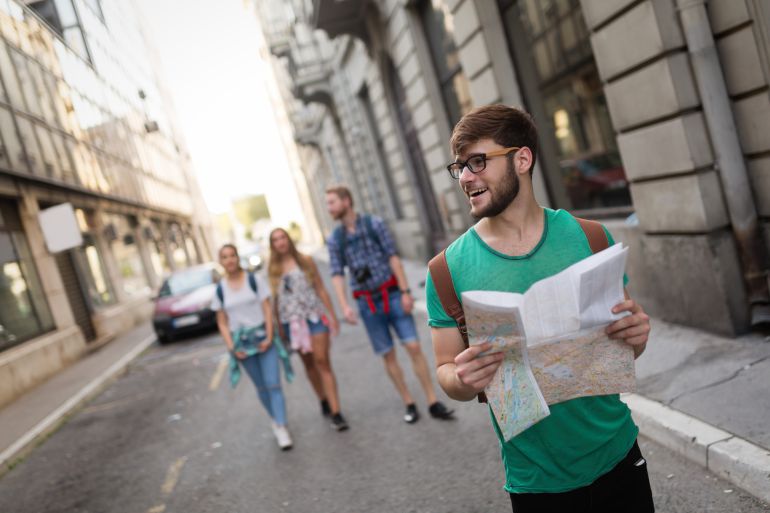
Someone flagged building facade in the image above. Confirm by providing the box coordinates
[253,0,770,337]
[0,0,214,408]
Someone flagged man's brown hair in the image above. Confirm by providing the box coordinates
[325,185,354,207]
[450,104,538,175]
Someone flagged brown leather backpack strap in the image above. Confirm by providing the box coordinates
[575,217,609,254]
[428,250,468,347]
[428,250,487,403]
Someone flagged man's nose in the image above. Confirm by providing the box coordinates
[458,165,474,184]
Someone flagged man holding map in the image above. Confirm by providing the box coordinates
[426,104,653,512]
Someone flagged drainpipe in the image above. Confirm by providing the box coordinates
[676,0,770,328]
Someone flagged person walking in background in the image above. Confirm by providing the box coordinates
[268,227,349,432]
[325,185,454,424]
[212,244,293,450]
[426,104,653,511]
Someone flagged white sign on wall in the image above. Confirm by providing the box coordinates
[38,203,83,253]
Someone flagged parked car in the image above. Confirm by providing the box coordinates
[560,152,631,209]
[152,264,221,344]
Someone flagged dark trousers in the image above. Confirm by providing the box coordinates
[509,440,654,513]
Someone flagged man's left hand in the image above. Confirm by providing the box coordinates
[400,291,414,314]
[606,299,650,358]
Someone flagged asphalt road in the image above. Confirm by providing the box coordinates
[0,314,768,512]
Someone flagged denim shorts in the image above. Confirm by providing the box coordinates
[356,289,419,355]
[281,316,329,344]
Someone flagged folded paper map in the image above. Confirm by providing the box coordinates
[462,243,635,441]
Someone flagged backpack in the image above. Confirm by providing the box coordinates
[216,272,258,306]
[333,214,385,266]
[427,217,610,403]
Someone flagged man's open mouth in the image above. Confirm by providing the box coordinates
[467,187,488,198]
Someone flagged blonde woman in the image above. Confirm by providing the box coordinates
[268,228,348,431]
[212,244,292,450]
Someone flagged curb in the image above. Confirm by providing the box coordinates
[414,302,770,502]
[0,334,157,472]
[623,394,770,503]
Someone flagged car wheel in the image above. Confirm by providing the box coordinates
[157,333,172,345]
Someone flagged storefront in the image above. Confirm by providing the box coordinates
[0,199,54,351]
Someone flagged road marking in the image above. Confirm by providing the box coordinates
[147,505,166,513]
[209,356,228,391]
[161,456,187,496]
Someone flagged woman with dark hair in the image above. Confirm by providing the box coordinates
[268,228,348,431]
[212,243,293,450]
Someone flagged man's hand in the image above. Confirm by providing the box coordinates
[233,350,248,360]
[454,342,505,393]
[342,304,357,324]
[400,292,414,314]
[606,299,650,358]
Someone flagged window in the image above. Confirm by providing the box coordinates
[500,0,632,211]
[358,85,402,219]
[72,208,115,308]
[0,199,55,350]
[147,220,170,278]
[183,229,199,265]
[26,0,92,63]
[418,0,473,127]
[0,106,23,171]
[167,223,189,269]
[104,213,150,297]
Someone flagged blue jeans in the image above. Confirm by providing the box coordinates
[357,289,419,355]
[239,343,286,425]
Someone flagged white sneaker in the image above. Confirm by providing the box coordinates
[272,423,293,450]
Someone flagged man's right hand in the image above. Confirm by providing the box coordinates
[234,350,248,360]
[454,342,505,393]
[342,304,357,324]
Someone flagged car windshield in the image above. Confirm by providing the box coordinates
[159,268,214,297]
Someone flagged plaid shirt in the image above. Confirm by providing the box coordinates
[327,214,398,292]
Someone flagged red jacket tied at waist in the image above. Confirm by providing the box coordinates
[353,275,399,314]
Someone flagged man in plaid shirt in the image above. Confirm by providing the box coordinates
[326,185,454,424]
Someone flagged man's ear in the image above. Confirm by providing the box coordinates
[514,147,534,176]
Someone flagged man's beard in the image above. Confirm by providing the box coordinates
[471,163,520,220]
[331,205,348,220]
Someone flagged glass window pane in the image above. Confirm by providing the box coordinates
[34,124,60,179]
[11,50,41,116]
[15,116,43,175]
[0,227,54,350]
[12,232,54,331]
[29,63,57,125]
[183,232,199,265]
[545,79,631,209]
[50,130,74,179]
[0,107,16,170]
[63,27,89,62]
[0,41,25,108]
[107,214,150,297]
[54,0,79,27]
[72,234,115,308]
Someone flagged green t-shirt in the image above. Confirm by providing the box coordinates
[426,208,638,494]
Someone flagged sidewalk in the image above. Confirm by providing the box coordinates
[0,323,156,475]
